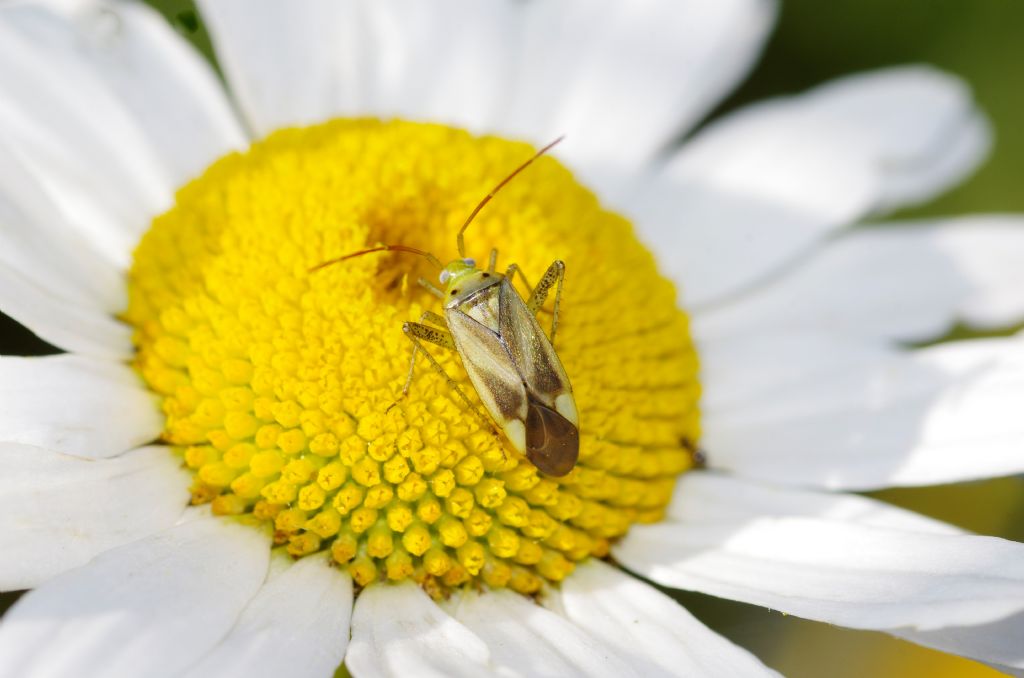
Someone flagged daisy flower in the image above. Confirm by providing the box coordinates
[1,0,1024,676]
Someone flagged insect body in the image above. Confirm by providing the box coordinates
[416,253,578,476]
[311,138,579,476]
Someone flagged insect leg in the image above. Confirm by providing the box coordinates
[487,248,498,274]
[418,278,445,299]
[401,313,454,395]
[503,263,535,296]
[526,260,565,343]
[419,310,447,328]
[402,320,496,431]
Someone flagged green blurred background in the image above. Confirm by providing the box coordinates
[2,1,1023,675]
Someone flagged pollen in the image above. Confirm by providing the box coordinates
[125,119,701,595]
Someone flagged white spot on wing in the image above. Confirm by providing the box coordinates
[504,420,526,453]
[555,393,578,427]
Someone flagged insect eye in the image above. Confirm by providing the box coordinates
[439,270,450,284]
[463,258,475,267]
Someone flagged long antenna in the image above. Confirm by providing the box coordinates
[456,135,565,258]
[309,244,443,273]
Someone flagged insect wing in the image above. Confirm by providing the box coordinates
[497,279,576,423]
[446,308,530,451]
[497,279,579,476]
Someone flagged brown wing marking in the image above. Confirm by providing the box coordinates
[497,279,577,425]
[446,308,529,441]
[525,396,579,477]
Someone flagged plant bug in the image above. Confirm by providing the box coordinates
[311,137,579,476]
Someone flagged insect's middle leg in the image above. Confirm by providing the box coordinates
[503,262,535,297]
[401,315,496,432]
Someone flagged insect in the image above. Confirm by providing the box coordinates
[311,137,579,476]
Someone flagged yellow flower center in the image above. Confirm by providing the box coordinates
[125,119,701,594]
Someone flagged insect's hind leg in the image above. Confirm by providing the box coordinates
[401,318,496,433]
[526,260,565,344]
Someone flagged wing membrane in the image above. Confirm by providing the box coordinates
[525,396,580,476]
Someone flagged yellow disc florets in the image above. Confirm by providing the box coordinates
[126,119,700,594]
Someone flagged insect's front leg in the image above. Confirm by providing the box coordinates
[401,311,450,395]
[401,316,496,432]
[487,248,498,274]
[526,260,566,344]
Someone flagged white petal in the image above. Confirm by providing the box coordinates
[498,0,778,175]
[0,260,131,359]
[322,0,523,135]
[0,141,124,311]
[664,473,962,536]
[198,0,775,176]
[895,610,1024,673]
[450,589,639,678]
[196,0,352,136]
[0,12,173,263]
[672,66,987,216]
[657,475,1024,670]
[2,0,246,187]
[0,515,270,678]
[0,354,161,458]
[378,2,523,135]
[347,582,497,678]
[615,474,1024,632]
[693,217,1024,344]
[699,331,889,414]
[201,0,514,135]
[701,331,1024,490]
[801,65,991,211]
[628,165,874,309]
[182,555,352,678]
[0,444,189,591]
[630,67,989,306]
[551,560,779,677]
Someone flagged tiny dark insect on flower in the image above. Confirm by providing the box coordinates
[311,137,579,476]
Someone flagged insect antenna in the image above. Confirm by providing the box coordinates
[309,244,443,273]
[456,135,565,258]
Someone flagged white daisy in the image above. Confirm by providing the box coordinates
[1,1,1023,677]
